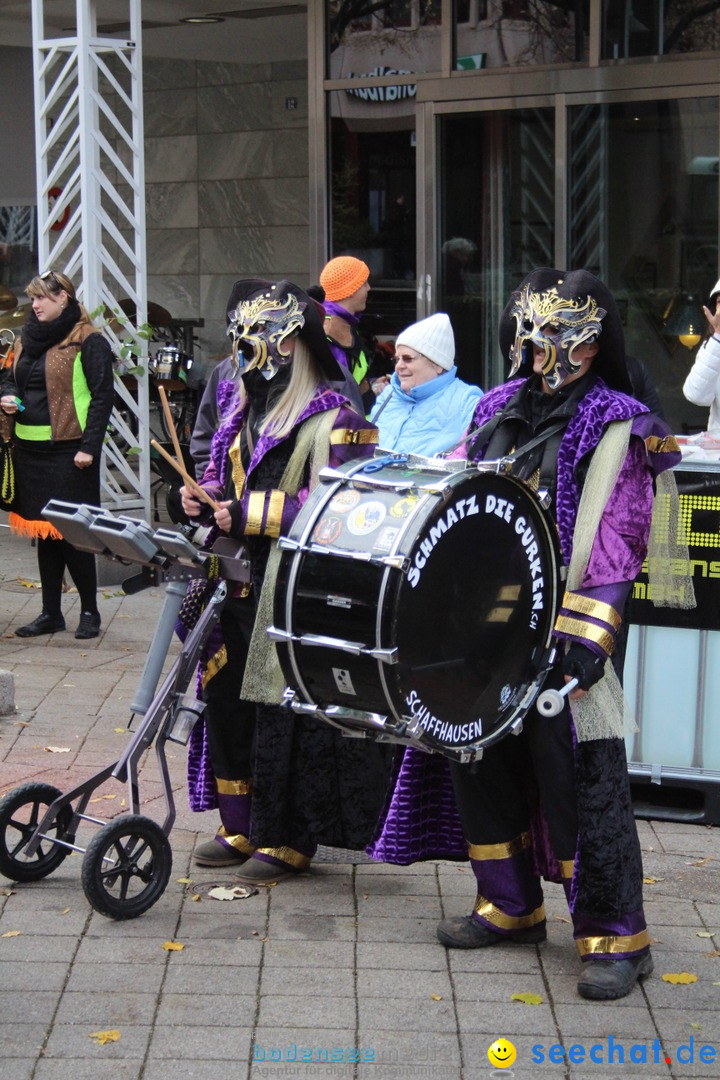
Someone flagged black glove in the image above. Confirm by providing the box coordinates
[561,643,606,692]
[227,498,246,536]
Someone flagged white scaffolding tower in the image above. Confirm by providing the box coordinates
[31,0,150,518]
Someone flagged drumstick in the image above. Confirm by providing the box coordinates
[150,438,221,512]
[157,384,185,469]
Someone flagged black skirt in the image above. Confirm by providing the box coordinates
[11,438,101,526]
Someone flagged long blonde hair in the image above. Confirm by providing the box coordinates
[25,270,94,329]
[232,337,328,441]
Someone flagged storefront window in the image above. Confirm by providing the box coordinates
[439,108,554,391]
[454,0,589,70]
[328,91,417,337]
[568,96,719,432]
[602,0,720,59]
[327,0,443,78]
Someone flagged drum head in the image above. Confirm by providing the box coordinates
[389,469,560,752]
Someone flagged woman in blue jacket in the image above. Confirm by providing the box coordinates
[370,312,482,456]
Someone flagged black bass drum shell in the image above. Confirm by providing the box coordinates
[273,460,562,755]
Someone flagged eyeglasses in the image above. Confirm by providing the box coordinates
[393,352,422,364]
[40,270,61,288]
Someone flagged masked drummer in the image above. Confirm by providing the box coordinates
[381,269,686,1000]
[180,278,390,885]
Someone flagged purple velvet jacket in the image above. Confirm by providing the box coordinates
[199,383,378,538]
[368,375,681,864]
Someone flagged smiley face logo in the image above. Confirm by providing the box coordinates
[487,1038,517,1069]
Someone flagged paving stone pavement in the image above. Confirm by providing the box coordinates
[1,513,720,1080]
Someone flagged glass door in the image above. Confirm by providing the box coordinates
[437,106,555,392]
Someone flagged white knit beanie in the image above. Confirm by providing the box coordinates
[710,278,720,302]
[396,313,455,371]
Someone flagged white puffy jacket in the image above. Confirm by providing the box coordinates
[683,333,720,433]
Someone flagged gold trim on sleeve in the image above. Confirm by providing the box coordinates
[645,434,680,455]
[467,831,532,861]
[575,929,651,956]
[561,591,622,631]
[473,897,546,930]
[264,490,286,538]
[246,491,266,535]
[329,427,379,446]
[554,615,614,656]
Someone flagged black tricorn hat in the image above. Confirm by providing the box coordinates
[498,267,632,395]
[225,277,341,381]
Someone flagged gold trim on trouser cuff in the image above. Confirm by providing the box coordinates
[558,859,575,879]
[246,491,265,535]
[229,433,246,496]
[474,897,546,930]
[575,929,651,956]
[329,427,379,445]
[265,490,285,538]
[201,644,227,688]
[217,826,256,857]
[561,591,622,631]
[646,434,680,455]
[255,846,312,870]
[467,830,532,861]
[216,778,254,796]
[554,615,614,657]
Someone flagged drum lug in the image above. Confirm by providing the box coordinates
[368,646,398,664]
[536,488,552,510]
[510,718,524,736]
[380,554,410,572]
[277,536,303,552]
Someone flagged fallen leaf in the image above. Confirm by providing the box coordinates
[90,794,117,804]
[0,888,15,896]
[62,684,76,688]
[553,914,571,923]
[697,931,715,938]
[89,1030,121,1045]
[643,876,663,884]
[405,897,419,903]
[176,877,192,885]
[1,930,21,938]
[191,894,201,902]
[430,994,443,1001]
[712,981,720,986]
[61,907,70,915]
[208,886,255,901]
[114,728,127,734]
[252,930,259,936]
[511,992,543,1005]
[689,1023,702,1030]
[162,941,184,951]
[13,721,31,727]
[18,577,39,588]
[44,746,71,754]
[690,856,715,867]
[662,972,698,984]
[706,950,720,958]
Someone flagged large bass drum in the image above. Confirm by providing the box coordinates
[270,457,564,762]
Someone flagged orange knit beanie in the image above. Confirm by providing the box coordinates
[319,256,370,302]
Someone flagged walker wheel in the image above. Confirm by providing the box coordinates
[81,814,172,919]
[0,783,74,882]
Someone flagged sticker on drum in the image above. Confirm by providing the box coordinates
[390,494,419,518]
[374,525,399,553]
[333,668,356,695]
[329,489,361,513]
[346,500,386,536]
[312,515,343,545]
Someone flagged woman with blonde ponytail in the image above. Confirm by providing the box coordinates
[180,278,390,886]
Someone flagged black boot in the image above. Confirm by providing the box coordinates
[577,950,653,1000]
[15,612,66,638]
[437,915,546,949]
